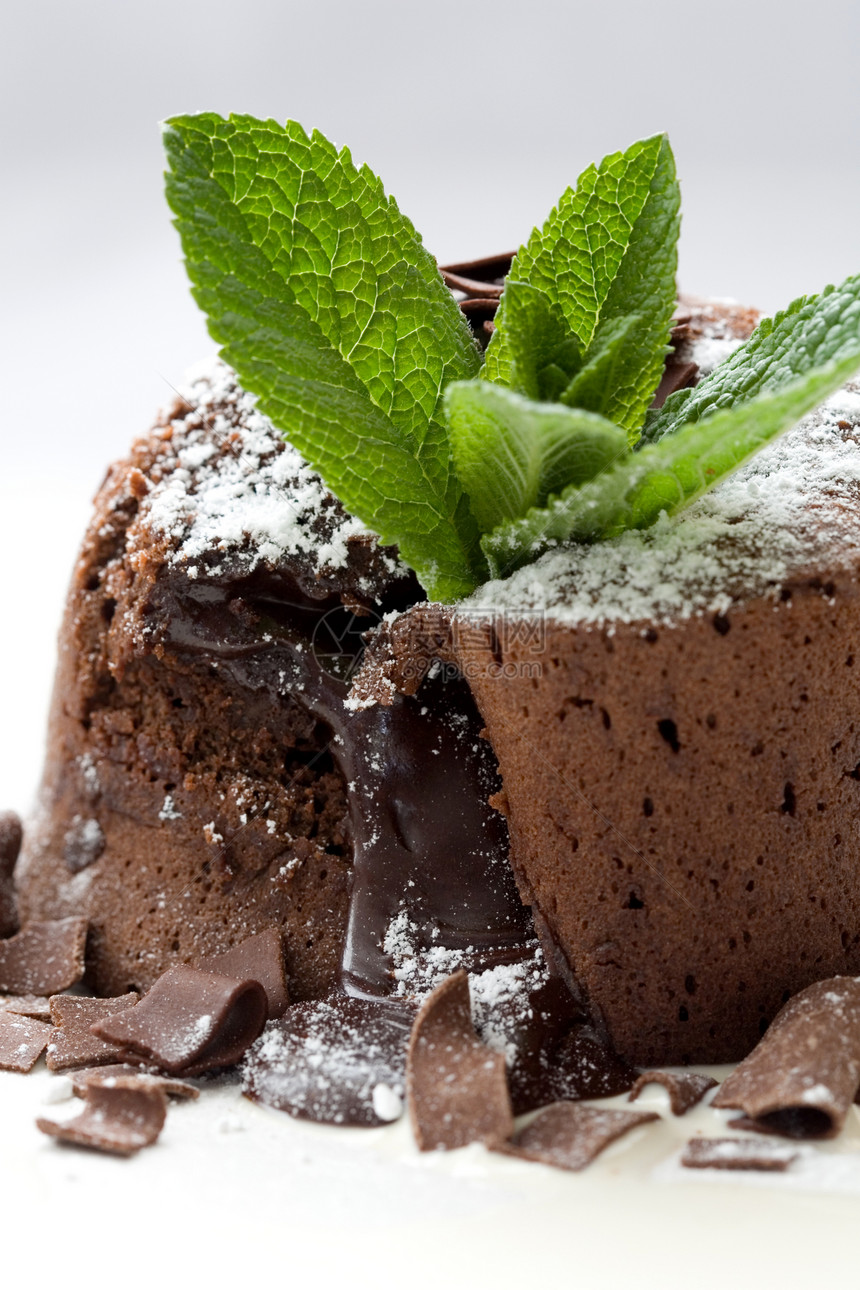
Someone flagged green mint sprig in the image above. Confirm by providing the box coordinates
[164,113,482,601]
[482,133,680,439]
[164,116,860,601]
[481,349,860,578]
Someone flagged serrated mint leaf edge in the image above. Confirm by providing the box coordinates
[643,274,860,445]
[482,133,679,439]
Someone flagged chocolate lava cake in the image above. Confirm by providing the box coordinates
[20,275,860,1066]
[15,348,531,1003]
[356,367,860,1064]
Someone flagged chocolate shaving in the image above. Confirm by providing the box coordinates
[0,918,87,994]
[47,993,140,1071]
[0,1011,52,1072]
[681,1137,798,1172]
[712,977,860,1138]
[37,1077,167,1156]
[407,971,513,1151]
[726,1115,783,1135]
[0,811,22,937]
[439,253,513,300]
[629,1070,717,1116]
[497,1102,658,1172]
[244,996,414,1126]
[91,965,268,1075]
[197,928,289,1020]
[651,355,698,408]
[0,994,52,1021]
[69,1064,199,1101]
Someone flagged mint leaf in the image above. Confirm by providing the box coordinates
[482,350,860,578]
[491,281,579,400]
[446,381,629,535]
[163,112,482,600]
[643,274,860,444]
[559,313,641,416]
[483,134,680,438]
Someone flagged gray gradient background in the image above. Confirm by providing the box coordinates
[2,0,859,806]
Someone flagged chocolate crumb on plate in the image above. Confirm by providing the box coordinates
[37,1077,167,1156]
[197,928,289,1020]
[495,1102,659,1173]
[244,996,414,1126]
[0,994,52,1021]
[47,993,140,1072]
[69,1064,199,1101]
[712,977,860,1138]
[91,965,268,1075]
[681,1137,798,1172]
[0,810,22,937]
[628,1070,717,1115]
[0,918,87,994]
[407,971,513,1151]
[0,1011,52,1072]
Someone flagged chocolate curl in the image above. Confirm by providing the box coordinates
[69,1064,199,1101]
[496,1102,658,1173]
[0,811,22,937]
[681,1137,797,1172]
[712,977,860,1138]
[91,965,268,1075]
[407,971,513,1151]
[0,994,51,1021]
[196,928,289,1020]
[0,1012,52,1072]
[628,1070,717,1116]
[439,252,513,300]
[47,994,141,1072]
[37,1077,167,1156]
[0,918,87,994]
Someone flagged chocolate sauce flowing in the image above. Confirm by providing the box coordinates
[157,567,533,997]
[156,552,634,1123]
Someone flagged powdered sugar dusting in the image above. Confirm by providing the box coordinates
[144,357,401,583]
[685,308,747,376]
[462,382,860,628]
[382,910,546,1065]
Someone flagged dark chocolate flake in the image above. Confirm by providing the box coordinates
[712,977,860,1138]
[681,1137,798,1172]
[47,993,140,1072]
[69,1064,199,1101]
[197,928,289,1020]
[0,918,87,995]
[91,965,268,1075]
[0,1012,52,1072]
[244,996,414,1127]
[0,994,52,1022]
[628,1069,717,1115]
[497,1102,658,1172]
[407,971,513,1151]
[37,1078,167,1156]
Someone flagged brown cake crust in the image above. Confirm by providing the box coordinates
[357,568,860,1065]
[457,576,860,1064]
[17,370,414,998]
